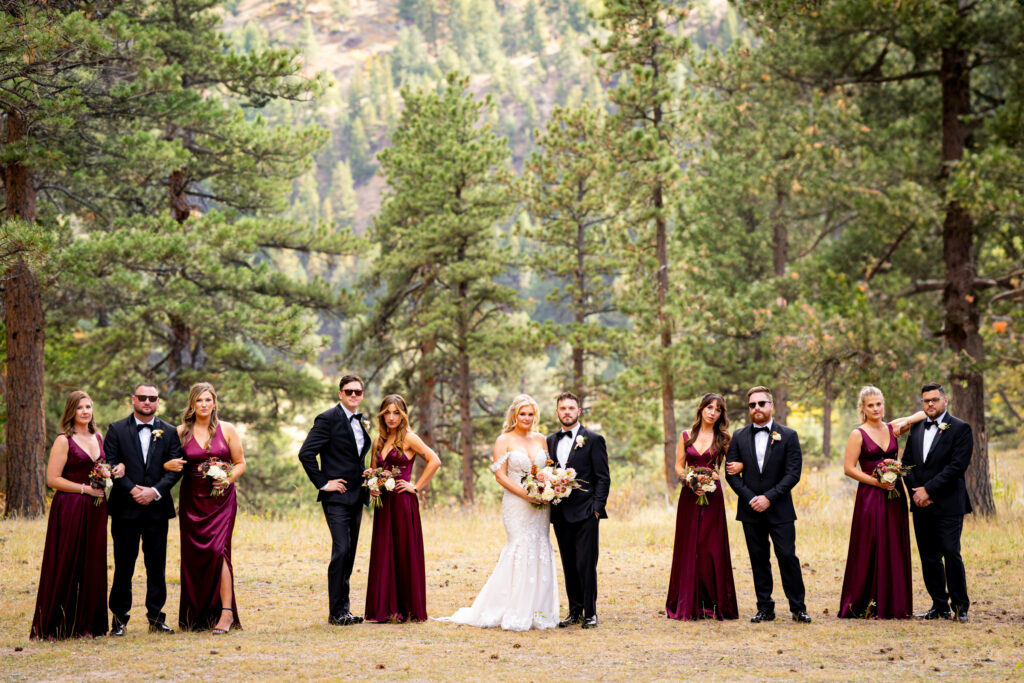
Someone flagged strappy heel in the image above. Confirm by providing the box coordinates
[212,607,233,635]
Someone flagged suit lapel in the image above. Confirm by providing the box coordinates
[926,419,947,459]
[564,426,586,468]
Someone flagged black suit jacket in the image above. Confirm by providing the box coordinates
[103,415,183,520]
[298,404,371,506]
[725,422,802,524]
[546,425,610,524]
[902,413,973,516]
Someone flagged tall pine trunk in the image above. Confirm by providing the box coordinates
[414,339,437,505]
[2,110,46,517]
[572,201,586,400]
[456,279,475,504]
[771,189,789,423]
[939,45,994,515]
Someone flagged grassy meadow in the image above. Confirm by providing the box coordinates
[2,450,1022,682]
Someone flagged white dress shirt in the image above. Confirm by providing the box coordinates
[921,410,948,463]
[753,419,774,472]
[555,424,581,468]
[133,416,161,500]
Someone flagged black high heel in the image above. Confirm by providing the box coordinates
[212,607,233,635]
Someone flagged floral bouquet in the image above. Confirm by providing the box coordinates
[87,459,120,507]
[362,466,400,508]
[684,466,717,506]
[521,460,584,509]
[199,458,233,496]
[872,459,914,499]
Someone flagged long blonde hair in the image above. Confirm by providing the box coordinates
[180,382,219,448]
[857,385,884,423]
[373,394,409,459]
[502,394,540,433]
[60,390,96,438]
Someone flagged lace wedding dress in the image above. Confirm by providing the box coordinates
[437,449,559,630]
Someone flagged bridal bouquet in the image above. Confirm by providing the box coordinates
[873,459,914,499]
[87,459,120,507]
[200,457,234,496]
[684,466,717,506]
[362,466,400,508]
[522,461,584,508]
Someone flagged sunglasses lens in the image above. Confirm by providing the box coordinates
[344,389,363,396]
[136,395,158,402]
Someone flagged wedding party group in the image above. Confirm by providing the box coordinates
[28,373,973,641]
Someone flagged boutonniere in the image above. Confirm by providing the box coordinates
[574,435,586,450]
[938,422,949,432]
[361,417,372,433]
[770,431,781,442]
[152,429,164,441]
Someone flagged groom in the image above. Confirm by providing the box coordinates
[298,374,371,626]
[724,385,811,624]
[902,382,973,622]
[104,383,183,636]
[547,392,610,629]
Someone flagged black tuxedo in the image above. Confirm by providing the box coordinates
[725,421,806,614]
[103,414,183,627]
[902,412,973,614]
[546,425,610,619]
[298,404,371,618]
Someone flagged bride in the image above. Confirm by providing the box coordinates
[437,394,559,630]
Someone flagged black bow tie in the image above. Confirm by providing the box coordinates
[923,421,937,430]
[752,425,770,434]
[136,422,153,432]
[351,413,363,422]
[556,430,574,440]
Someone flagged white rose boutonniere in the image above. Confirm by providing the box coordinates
[938,422,949,432]
[152,429,164,441]
[361,417,372,433]
[574,435,586,450]
[770,431,781,442]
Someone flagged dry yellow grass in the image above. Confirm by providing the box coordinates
[2,451,1022,682]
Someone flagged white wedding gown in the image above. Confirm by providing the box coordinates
[437,449,559,630]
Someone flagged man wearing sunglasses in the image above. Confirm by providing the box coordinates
[724,385,810,624]
[298,374,372,626]
[103,383,184,636]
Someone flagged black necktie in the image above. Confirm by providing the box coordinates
[923,421,937,430]
[136,422,152,432]
[752,425,770,434]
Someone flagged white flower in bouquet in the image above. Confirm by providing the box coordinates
[541,487,556,502]
[384,477,396,491]
[565,468,577,479]
[207,464,228,482]
[881,471,898,484]
[702,481,717,493]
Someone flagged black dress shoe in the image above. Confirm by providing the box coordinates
[328,615,349,626]
[558,614,583,628]
[109,624,127,637]
[792,610,812,623]
[148,621,175,634]
[916,607,952,620]
[954,611,969,623]
[580,615,598,629]
[750,609,775,623]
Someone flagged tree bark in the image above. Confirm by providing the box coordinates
[2,110,47,517]
[414,339,436,506]
[822,371,833,459]
[572,204,586,400]
[654,181,676,493]
[939,44,994,515]
[456,282,474,504]
[771,188,789,423]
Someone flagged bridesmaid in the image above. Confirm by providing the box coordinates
[163,382,245,633]
[838,386,923,619]
[364,395,441,623]
[31,391,123,639]
[666,393,738,621]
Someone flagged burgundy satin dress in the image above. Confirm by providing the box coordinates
[364,448,427,622]
[30,434,109,639]
[665,433,738,620]
[838,425,913,619]
[177,425,241,630]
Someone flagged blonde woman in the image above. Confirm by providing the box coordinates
[364,394,441,622]
[163,382,245,633]
[438,394,559,630]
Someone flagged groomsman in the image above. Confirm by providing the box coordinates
[104,383,183,636]
[298,375,371,626]
[902,382,973,622]
[547,392,610,629]
[724,385,811,624]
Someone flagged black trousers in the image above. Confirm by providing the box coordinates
[552,514,600,618]
[741,518,806,613]
[913,509,969,613]
[322,500,363,618]
[109,515,169,626]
